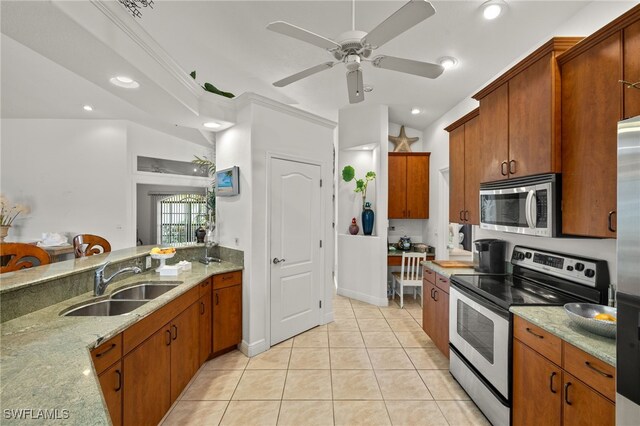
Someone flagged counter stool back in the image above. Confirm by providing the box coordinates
[0,243,51,273]
[73,234,111,258]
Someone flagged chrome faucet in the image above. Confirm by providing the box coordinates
[94,261,142,296]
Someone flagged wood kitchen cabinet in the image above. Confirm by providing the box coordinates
[388,153,430,219]
[170,302,200,403]
[473,38,580,182]
[97,360,123,426]
[558,5,640,238]
[446,108,480,224]
[213,284,243,353]
[512,316,615,426]
[422,267,449,358]
[199,279,213,365]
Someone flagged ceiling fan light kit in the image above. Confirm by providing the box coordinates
[267,0,445,104]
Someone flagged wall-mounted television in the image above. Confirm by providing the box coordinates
[216,166,240,196]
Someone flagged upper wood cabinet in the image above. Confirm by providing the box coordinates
[446,109,480,225]
[388,153,430,219]
[473,38,581,182]
[557,5,640,238]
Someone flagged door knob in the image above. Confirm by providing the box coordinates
[273,258,286,264]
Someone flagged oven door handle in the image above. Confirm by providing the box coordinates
[525,190,536,229]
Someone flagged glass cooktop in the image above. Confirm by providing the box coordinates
[450,274,581,310]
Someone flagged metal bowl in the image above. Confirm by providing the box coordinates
[564,303,617,339]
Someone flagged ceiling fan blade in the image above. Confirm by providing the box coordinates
[346,69,364,104]
[372,55,444,79]
[273,62,335,87]
[363,0,436,49]
[267,21,342,50]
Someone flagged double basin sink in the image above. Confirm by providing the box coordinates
[61,282,183,317]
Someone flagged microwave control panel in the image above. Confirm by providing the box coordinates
[512,247,598,287]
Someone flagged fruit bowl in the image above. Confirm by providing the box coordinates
[149,248,176,271]
[564,303,617,339]
[149,252,176,261]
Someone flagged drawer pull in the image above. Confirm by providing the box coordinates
[564,382,572,405]
[222,275,233,280]
[525,327,544,339]
[95,343,116,358]
[439,278,447,283]
[549,372,557,394]
[200,302,205,315]
[584,361,613,378]
[115,370,122,392]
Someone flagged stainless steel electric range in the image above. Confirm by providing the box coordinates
[448,246,610,426]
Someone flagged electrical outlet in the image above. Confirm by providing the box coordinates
[145,256,151,269]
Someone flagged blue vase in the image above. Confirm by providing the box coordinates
[362,202,374,235]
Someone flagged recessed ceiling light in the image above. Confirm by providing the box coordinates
[83,105,93,112]
[482,0,506,20]
[109,76,140,89]
[438,56,459,70]
[203,121,222,129]
[411,108,421,115]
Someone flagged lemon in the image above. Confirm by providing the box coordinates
[594,313,616,322]
[150,247,161,254]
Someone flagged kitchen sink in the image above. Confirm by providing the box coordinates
[61,299,149,317]
[109,282,182,300]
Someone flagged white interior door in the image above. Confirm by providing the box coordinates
[270,157,322,345]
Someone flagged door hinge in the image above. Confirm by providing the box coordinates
[319,300,322,308]
[332,222,335,229]
[320,240,322,248]
[320,179,323,187]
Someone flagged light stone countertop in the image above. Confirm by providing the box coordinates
[420,260,477,278]
[510,306,616,367]
[0,261,242,425]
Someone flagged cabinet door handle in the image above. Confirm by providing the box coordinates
[459,210,464,221]
[433,289,439,302]
[607,211,616,233]
[171,325,178,341]
[430,288,435,300]
[464,210,469,222]
[165,329,172,346]
[549,372,557,394]
[564,382,572,405]
[525,327,544,339]
[216,293,219,305]
[501,161,508,176]
[585,361,613,378]
[200,302,205,315]
[95,343,116,358]
[509,160,517,175]
[115,370,122,392]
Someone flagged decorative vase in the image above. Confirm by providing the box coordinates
[0,225,10,242]
[195,226,206,243]
[362,202,374,236]
[348,217,360,235]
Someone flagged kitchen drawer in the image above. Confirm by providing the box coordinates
[199,278,212,297]
[435,274,450,294]
[514,317,562,366]
[213,271,242,289]
[563,342,615,401]
[423,267,436,285]
[91,334,122,375]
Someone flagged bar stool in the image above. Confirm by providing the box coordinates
[0,243,51,273]
[73,234,111,257]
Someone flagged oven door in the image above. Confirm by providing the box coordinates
[479,181,554,237]
[449,286,510,399]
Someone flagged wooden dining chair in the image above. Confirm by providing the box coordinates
[73,234,111,258]
[391,251,427,308]
[0,243,51,273]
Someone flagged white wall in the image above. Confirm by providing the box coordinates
[0,119,211,250]
[216,96,336,356]
[422,2,636,270]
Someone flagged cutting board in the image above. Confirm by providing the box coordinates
[431,260,475,268]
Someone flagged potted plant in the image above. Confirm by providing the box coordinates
[342,166,376,235]
[192,155,217,244]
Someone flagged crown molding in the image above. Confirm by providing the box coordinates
[444,108,480,132]
[235,93,337,129]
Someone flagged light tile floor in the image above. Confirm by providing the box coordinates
[161,295,491,426]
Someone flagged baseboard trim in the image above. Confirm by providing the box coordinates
[239,338,269,357]
[337,287,389,307]
[322,310,335,325]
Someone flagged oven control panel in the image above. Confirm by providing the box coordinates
[511,246,600,287]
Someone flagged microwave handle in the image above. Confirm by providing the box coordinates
[525,190,536,229]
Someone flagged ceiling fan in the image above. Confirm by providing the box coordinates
[266,0,444,104]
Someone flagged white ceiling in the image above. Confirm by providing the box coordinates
[137,0,593,129]
[1,1,636,134]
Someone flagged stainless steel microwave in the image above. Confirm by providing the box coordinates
[479,174,561,237]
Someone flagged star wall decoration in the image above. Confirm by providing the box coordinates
[389,126,419,152]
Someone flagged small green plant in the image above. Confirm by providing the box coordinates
[190,71,235,98]
[342,165,376,209]
[192,155,216,223]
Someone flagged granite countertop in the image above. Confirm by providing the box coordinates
[510,306,616,367]
[388,249,435,257]
[420,260,477,278]
[0,261,242,425]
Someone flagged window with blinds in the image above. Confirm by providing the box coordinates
[158,194,207,244]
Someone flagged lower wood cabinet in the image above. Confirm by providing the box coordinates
[213,284,243,353]
[169,302,200,403]
[198,281,213,365]
[513,317,615,426]
[422,268,449,358]
[98,361,123,426]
